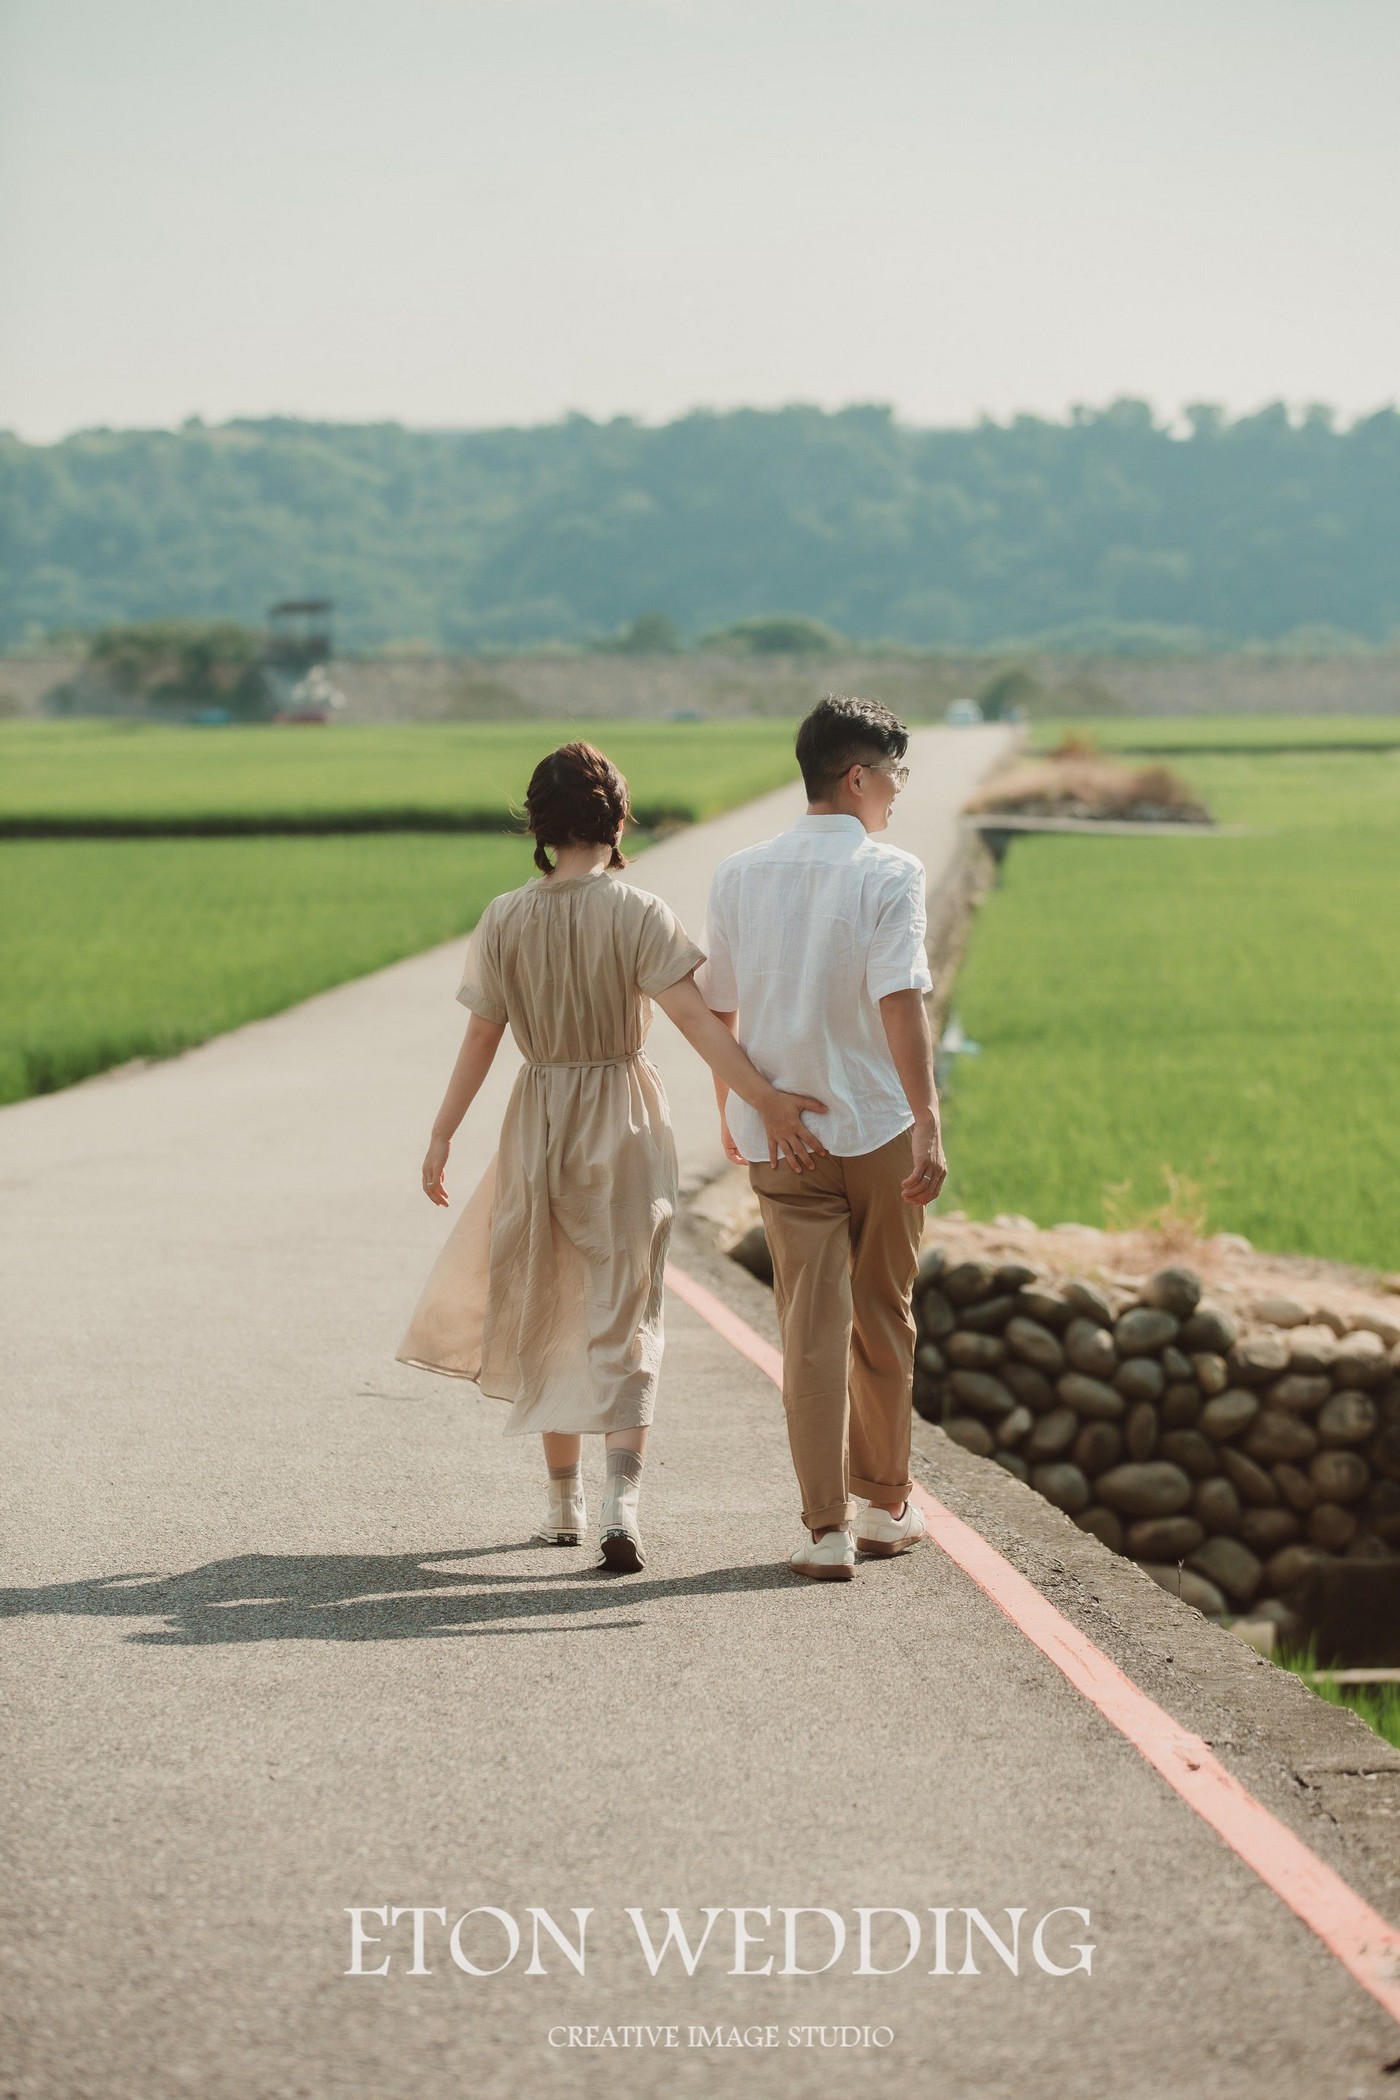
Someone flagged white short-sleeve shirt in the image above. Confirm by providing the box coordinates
[698,813,932,1161]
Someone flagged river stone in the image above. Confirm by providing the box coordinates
[1031,1462,1091,1514]
[1312,1305,1349,1337]
[1056,1372,1126,1421]
[1180,1302,1237,1354]
[1161,1345,1194,1384]
[993,1260,1039,1293]
[1188,1535,1263,1605]
[1265,1543,1329,1593]
[1074,1505,1125,1553]
[1191,1352,1230,1397]
[1373,1424,1400,1481]
[1348,1307,1400,1347]
[1366,1478,1400,1542]
[1274,1462,1317,1513]
[1095,1462,1193,1517]
[1139,1563,1227,1615]
[944,1416,995,1457]
[949,1369,1017,1421]
[1125,1401,1159,1461]
[1265,1373,1331,1414]
[1307,1502,1359,1551]
[1014,1287,1073,1328]
[1065,1316,1118,1376]
[1063,1278,1115,1327]
[1287,1325,1338,1374]
[1229,1331,1291,1383]
[1309,1448,1370,1503]
[1193,1476,1242,1533]
[1115,1307,1180,1354]
[1127,1515,1205,1559]
[913,1379,944,1424]
[1239,1508,1300,1553]
[1158,1429,1218,1480]
[918,1288,956,1340]
[1001,1361,1058,1414]
[959,1293,1018,1334]
[1318,1390,1379,1446]
[1243,1410,1318,1465]
[1332,1330,1389,1388]
[1219,1446,1279,1506]
[1161,1383,1203,1428]
[1253,1295,1311,1328]
[996,1404,1034,1448]
[1142,1268,1202,1319]
[1343,1530,1392,1560]
[943,1259,997,1304]
[916,1245,946,1287]
[947,1330,1007,1369]
[992,1450,1031,1482]
[1072,1421,1124,1478]
[916,1341,947,1378]
[1026,1407,1079,1461]
[1006,1316,1066,1374]
[1114,1356,1166,1404]
[1199,1389,1259,1442]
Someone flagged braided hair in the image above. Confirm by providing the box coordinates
[523,742,631,875]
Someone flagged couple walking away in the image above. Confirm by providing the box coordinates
[396,696,948,1581]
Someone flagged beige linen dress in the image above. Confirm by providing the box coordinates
[396,870,706,1436]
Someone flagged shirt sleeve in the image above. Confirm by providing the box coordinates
[455,903,508,1023]
[696,874,739,1012]
[635,893,707,996]
[865,865,933,1003]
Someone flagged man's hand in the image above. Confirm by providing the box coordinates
[760,1088,829,1171]
[901,1114,947,1204]
[719,1114,745,1166]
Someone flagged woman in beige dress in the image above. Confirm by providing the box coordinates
[396,742,826,1572]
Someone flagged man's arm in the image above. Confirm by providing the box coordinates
[878,989,947,1204]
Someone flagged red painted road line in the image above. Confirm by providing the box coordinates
[665,1260,1400,2029]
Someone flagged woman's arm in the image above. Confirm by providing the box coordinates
[654,974,828,1170]
[420,1013,507,1206]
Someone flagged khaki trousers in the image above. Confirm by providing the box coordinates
[749,1128,924,1533]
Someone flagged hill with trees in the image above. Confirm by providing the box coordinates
[2,400,1398,654]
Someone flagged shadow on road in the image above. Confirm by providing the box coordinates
[0,1547,794,1645]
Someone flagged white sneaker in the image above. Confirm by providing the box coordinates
[788,1528,856,1582]
[534,1479,586,1546]
[599,1474,645,1573]
[855,1500,927,1558]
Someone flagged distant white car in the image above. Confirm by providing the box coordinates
[945,697,984,725]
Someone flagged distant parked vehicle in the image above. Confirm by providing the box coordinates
[945,697,984,725]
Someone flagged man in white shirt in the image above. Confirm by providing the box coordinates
[699,696,947,1581]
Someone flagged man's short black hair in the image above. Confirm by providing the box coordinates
[794,694,909,800]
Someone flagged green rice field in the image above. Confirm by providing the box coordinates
[941,748,1400,1271]
[0,833,541,1104]
[0,718,799,832]
[1035,713,1400,754]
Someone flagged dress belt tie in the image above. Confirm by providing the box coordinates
[526,1050,645,1070]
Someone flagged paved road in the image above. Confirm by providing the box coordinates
[3,722,1398,2100]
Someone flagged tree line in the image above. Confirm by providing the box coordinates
[2,399,1398,654]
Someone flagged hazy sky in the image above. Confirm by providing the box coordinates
[2,0,1396,441]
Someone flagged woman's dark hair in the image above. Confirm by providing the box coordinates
[523,742,631,875]
[794,694,909,799]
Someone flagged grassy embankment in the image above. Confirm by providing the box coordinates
[942,731,1400,1272]
[0,719,799,1104]
[1275,1647,1400,1751]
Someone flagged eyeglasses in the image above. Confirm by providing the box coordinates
[861,760,909,794]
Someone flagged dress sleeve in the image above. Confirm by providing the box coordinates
[696,871,739,1012]
[455,903,508,1023]
[865,864,933,1002]
[635,892,707,996]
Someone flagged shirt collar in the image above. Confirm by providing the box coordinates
[792,813,868,836]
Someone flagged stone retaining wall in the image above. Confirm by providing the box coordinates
[913,1249,1400,1634]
